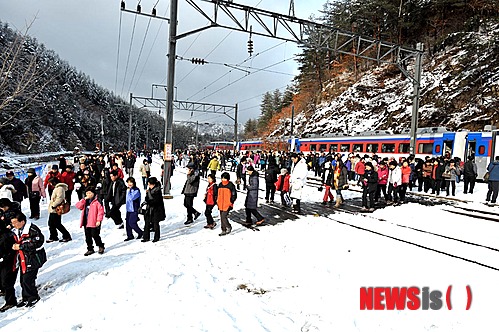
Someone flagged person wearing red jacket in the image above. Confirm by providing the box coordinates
[75,187,105,256]
[43,165,62,198]
[60,165,76,205]
[354,158,365,185]
[203,174,218,229]
[275,168,291,207]
[375,162,389,202]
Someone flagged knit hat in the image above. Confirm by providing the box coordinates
[52,165,59,170]
[246,165,255,172]
[27,168,36,174]
[5,170,14,176]
[365,162,373,169]
[280,168,288,175]
[187,162,196,169]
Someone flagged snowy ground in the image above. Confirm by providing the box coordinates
[1,158,498,331]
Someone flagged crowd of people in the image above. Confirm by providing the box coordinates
[0,150,165,312]
[0,147,498,312]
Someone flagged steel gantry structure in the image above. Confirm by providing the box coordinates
[121,0,424,196]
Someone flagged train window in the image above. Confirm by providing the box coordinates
[478,145,485,155]
[310,144,317,152]
[353,144,363,152]
[435,145,441,153]
[418,143,433,154]
[340,144,350,152]
[381,144,395,153]
[398,143,410,153]
[366,144,378,153]
[319,144,327,151]
[330,144,338,153]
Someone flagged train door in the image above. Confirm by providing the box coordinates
[442,132,467,159]
[469,132,491,179]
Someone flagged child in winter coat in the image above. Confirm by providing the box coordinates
[275,168,291,207]
[204,174,218,229]
[217,172,237,236]
[75,187,105,256]
[375,162,389,202]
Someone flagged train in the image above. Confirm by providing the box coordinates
[236,126,499,180]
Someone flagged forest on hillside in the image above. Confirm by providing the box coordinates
[245,0,499,138]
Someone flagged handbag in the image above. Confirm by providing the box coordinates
[138,202,148,215]
[442,171,451,179]
[283,192,292,207]
[55,200,70,215]
[484,172,490,182]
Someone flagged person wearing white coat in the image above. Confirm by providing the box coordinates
[387,160,402,205]
[289,153,308,213]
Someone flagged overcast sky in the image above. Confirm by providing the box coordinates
[0,0,326,126]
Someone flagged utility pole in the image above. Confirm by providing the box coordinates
[195,121,199,148]
[234,104,238,152]
[128,93,133,151]
[409,43,424,155]
[162,0,179,198]
[146,122,149,149]
[100,115,105,152]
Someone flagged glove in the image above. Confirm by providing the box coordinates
[393,182,398,188]
[96,183,102,189]
[75,183,82,190]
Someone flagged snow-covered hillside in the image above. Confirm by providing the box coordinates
[276,22,499,137]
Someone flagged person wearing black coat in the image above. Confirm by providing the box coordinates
[361,162,378,211]
[0,198,20,312]
[181,163,201,225]
[10,212,47,308]
[264,162,279,203]
[432,158,446,195]
[463,156,478,194]
[142,177,166,243]
[236,157,246,190]
[106,170,127,228]
[245,166,264,225]
[5,171,27,204]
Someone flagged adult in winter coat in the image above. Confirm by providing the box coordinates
[245,166,264,225]
[182,163,201,225]
[354,158,365,183]
[275,168,291,207]
[203,174,218,229]
[236,157,247,190]
[217,172,237,236]
[289,153,308,213]
[46,178,72,243]
[400,160,412,202]
[321,157,334,205]
[24,168,45,220]
[387,161,402,205]
[0,178,15,202]
[422,160,434,193]
[44,165,62,198]
[139,159,151,190]
[333,156,349,208]
[207,156,220,180]
[141,177,166,242]
[360,162,378,211]
[11,212,47,308]
[432,158,446,195]
[375,161,389,203]
[444,160,460,196]
[124,151,136,176]
[264,161,279,203]
[60,165,76,205]
[463,156,478,194]
[106,170,127,228]
[0,199,19,312]
[5,171,27,204]
[75,187,105,256]
[485,156,499,204]
[124,177,143,241]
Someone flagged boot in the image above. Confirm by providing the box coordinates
[334,196,343,208]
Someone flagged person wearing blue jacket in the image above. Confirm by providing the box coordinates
[124,177,143,241]
[486,156,499,204]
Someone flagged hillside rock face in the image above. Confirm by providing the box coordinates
[279,22,499,137]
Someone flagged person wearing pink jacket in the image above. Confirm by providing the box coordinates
[375,161,389,202]
[75,187,105,256]
[24,168,46,220]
